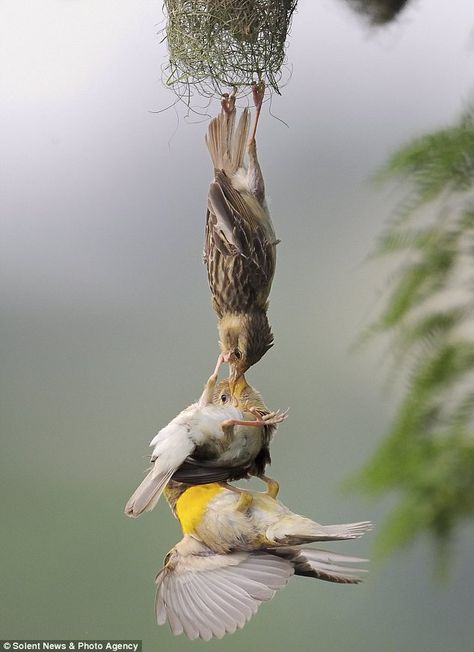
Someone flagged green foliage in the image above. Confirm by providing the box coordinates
[378,115,474,199]
[354,106,474,561]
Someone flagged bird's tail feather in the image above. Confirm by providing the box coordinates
[321,521,373,540]
[268,518,372,545]
[272,547,368,584]
[206,108,250,175]
[125,467,175,518]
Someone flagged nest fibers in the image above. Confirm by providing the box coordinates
[163,0,298,102]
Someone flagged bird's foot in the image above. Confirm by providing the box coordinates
[248,407,289,427]
[236,491,253,512]
[219,483,253,512]
[260,475,280,498]
[251,81,265,111]
[221,87,237,115]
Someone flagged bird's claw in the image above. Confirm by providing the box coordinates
[263,409,288,426]
[248,407,289,426]
[264,478,280,498]
[251,81,265,110]
[247,406,265,421]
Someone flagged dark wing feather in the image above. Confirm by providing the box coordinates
[205,171,276,316]
[248,419,274,477]
[206,181,248,256]
[172,458,253,485]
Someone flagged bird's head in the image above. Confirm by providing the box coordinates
[212,379,233,407]
[213,375,262,411]
[218,311,274,382]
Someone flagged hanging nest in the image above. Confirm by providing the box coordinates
[162,0,298,102]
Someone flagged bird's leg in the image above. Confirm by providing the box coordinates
[221,86,237,115]
[222,409,287,429]
[221,411,285,447]
[198,354,225,407]
[246,81,266,202]
[259,474,280,498]
[212,352,228,377]
[250,81,265,144]
[222,417,263,429]
[230,408,288,428]
[219,482,253,512]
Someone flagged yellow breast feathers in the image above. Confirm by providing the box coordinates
[175,484,225,535]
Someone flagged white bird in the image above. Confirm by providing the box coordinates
[124,356,286,517]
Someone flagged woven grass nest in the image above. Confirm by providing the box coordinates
[163,0,298,101]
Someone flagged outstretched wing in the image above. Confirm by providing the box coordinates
[156,550,293,641]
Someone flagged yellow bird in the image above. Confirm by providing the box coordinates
[153,482,372,640]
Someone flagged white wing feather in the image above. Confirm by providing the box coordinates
[125,422,195,517]
[156,551,293,640]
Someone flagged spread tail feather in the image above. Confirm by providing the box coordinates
[321,521,373,540]
[125,467,175,518]
[267,518,372,546]
[272,547,369,584]
[206,108,250,175]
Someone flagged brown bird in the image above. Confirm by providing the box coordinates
[204,84,278,384]
[125,357,286,517]
[155,482,371,640]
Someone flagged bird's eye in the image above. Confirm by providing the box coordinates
[220,394,228,403]
[234,349,242,360]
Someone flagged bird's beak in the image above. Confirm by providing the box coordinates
[230,374,249,401]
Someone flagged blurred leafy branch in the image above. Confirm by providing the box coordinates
[354,107,474,560]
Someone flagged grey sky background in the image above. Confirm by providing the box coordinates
[1,0,474,649]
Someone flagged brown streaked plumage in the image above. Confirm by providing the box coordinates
[205,88,278,380]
